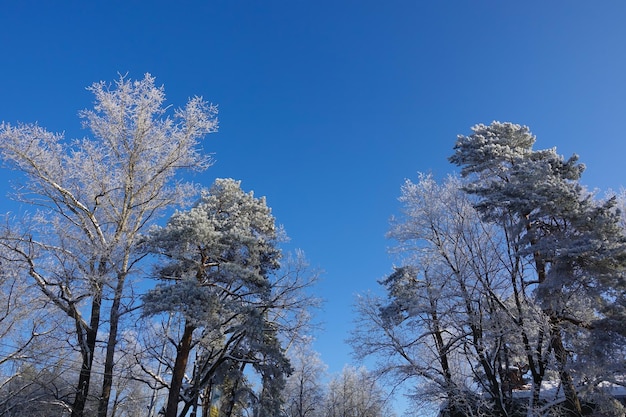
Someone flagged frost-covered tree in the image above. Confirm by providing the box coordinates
[282,340,327,417]
[324,366,393,417]
[357,122,626,416]
[450,121,626,416]
[143,178,294,417]
[0,364,75,417]
[352,174,549,416]
[0,74,217,417]
[0,248,64,407]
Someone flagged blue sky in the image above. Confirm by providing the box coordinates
[2,0,626,407]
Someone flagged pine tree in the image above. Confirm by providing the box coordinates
[142,178,288,417]
[450,121,626,416]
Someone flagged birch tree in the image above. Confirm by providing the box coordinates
[0,74,217,417]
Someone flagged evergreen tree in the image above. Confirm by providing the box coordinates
[142,178,289,417]
[450,121,626,416]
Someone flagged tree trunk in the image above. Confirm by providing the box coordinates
[550,322,582,416]
[456,276,508,417]
[165,322,196,417]
[97,273,127,417]
[224,374,241,417]
[201,384,212,417]
[511,260,547,417]
[71,290,102,417]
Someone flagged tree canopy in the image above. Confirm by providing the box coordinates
[353,122,626,417]
[0,76,624,417]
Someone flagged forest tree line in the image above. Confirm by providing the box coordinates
[0,75,392,417]
[352,122,626,417]
[0,76,624,417]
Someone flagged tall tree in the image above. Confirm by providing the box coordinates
[133,252,319,417]
[450,121,626,415]
[352,174,547,416]
[0,74,217,417]
[356,123,626,415]
[142,178,291,417]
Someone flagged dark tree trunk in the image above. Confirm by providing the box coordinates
[201,383,212,417]
[550,321,582,416]
[98,272,128,417]
[71,290,102,417]
[165,322,196,417]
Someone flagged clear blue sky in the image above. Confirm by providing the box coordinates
[2,0,626,404]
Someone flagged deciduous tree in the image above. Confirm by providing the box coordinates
[353,174,548,416]
[0,74,217,417]
[324,366,393,417]
[283,340,327,417]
